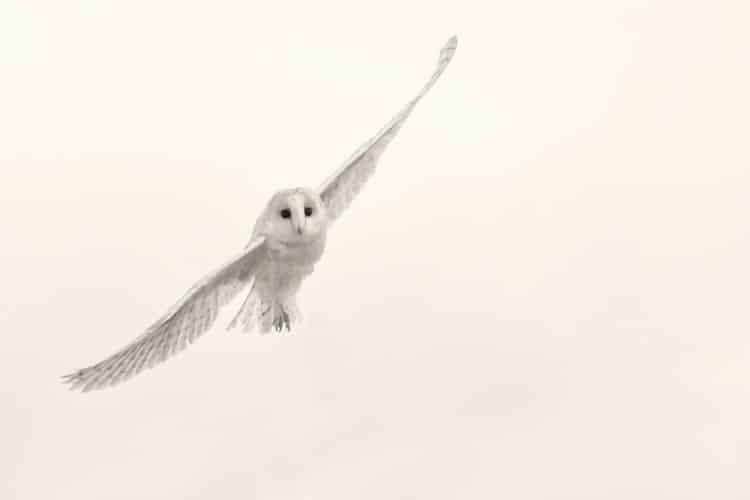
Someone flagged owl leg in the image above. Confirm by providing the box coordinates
[271,297,301,333]
[272,306,290,332]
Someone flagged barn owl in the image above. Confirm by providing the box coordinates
[63,36,457,391]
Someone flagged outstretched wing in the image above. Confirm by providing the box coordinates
[62,237,268,392]
[318,36,457,222]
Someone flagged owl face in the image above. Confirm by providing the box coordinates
[262,188,328,245]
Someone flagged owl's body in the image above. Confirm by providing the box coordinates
[63,37,457,391]
[231,189,329,333]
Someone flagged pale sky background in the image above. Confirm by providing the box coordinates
[2,1,749,499]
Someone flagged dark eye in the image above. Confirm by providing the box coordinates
[304,207,314,217]
[280,208,291,219]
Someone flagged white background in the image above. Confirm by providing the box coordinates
[2,1,749,498]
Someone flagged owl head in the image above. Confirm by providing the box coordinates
[259,188,329,244]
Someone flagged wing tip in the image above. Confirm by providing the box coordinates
[438,35,458,66]
[60,373,85,392]
[61,367,113,392]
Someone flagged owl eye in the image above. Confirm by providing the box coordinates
[304,207,314,217]
[280,209,291,219]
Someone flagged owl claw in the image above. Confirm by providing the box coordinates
[273,307,291,333]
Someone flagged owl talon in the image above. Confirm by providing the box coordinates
[273,308,291,332]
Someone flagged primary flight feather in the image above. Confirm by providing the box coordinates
[63,36,457,391]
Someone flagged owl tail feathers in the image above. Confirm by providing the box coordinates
[227,288,301,334]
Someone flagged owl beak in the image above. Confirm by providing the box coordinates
[291,205,306,235]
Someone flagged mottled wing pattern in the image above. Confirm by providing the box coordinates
[318,36,457,222]
[62,237,268,392]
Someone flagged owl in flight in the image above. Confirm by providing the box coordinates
[63,36,457,391]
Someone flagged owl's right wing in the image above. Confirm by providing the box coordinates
[62,236,268,392]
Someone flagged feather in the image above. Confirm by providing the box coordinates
[318,36,457,221]
[62,237,267,391]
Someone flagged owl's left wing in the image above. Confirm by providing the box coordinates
[62,236,267,392]
[318,36,457,222]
